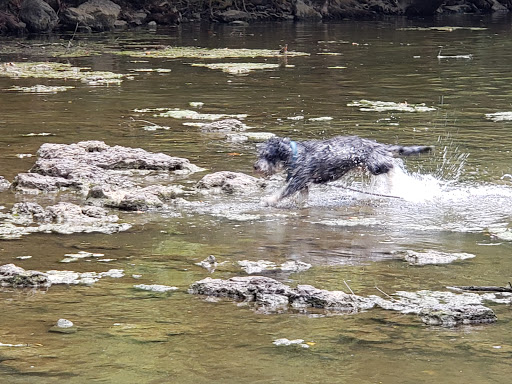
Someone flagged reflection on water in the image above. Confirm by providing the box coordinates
[1,15,512,383]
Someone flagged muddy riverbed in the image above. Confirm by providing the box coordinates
[0,15,512,383]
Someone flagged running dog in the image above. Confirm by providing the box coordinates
[253,135,432,206]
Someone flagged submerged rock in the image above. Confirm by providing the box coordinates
[196,171,267,195]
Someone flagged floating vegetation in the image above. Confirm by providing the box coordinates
[309,116,333,122]
[134,107,247,120]
[60,251,105,263]
[21,132,54,137]
[190,62,286,74]
[348,99,436,112]
[6,84,75,94]
[398,26,487,32]
[0,62,128,86]
[485,112,512,122]
[115,46,310,59]
[134,284,178,292]
[130,68,172,73]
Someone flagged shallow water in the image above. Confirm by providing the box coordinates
[1,15,512,383]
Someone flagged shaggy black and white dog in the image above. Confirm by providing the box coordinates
[254,135,432,205]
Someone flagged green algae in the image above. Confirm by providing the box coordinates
[348,99,436,112]
[190,62,284,74]
[0,62,128,86]
[6,85,75,93]
[115,46,309,59]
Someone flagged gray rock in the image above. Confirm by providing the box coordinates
[370,290,498,327]
[400,250,475,265]
[49,318,78,333]
[199,119,250,133]
[189,276,372,313]
[1,202,130,239]
[11,141,200,210]
[294,0,322,20]
[195,255,218,272]
[238,260,312,274]
[19,0,58,33]
[0,264,50,287]
[61,0,121,31]
[190,277,499,326]
[196,171,266,195]
[217,10,252,23]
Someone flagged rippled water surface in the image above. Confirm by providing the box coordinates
[1,15,512,383]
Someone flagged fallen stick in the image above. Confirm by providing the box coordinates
[448,283,512,293]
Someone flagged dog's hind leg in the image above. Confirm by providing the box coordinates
[296,186,310,206]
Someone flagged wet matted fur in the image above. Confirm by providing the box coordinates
[254,135,432,206]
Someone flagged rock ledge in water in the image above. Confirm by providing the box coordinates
[189,276,499,326]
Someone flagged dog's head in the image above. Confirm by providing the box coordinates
[253,137,294,176]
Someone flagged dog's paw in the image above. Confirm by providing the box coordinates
[261,194,280,207]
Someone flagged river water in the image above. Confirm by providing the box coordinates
[1,14,512,383]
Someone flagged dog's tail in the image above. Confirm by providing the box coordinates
[388,145,432,157]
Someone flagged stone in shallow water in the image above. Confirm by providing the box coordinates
[238,260,312,274]
[400,250,475,265]
[190,276,498,327]
[49,318,77,334]
[196,171,267,195]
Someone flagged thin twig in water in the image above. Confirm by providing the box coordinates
[67,22,80,50]
[375,286,395,301]
[130,117,160,126]
[343,280,355,295]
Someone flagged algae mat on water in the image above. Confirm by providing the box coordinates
[115,46,309,59]
[0,62,128,86]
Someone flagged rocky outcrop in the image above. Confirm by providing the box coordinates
[189,276,375,313]
[0,263,50,287]
[0,263,124,287]
[11,141,201,209]
[60,0,121,32]
[19,0,58,33]
[0,202,131,239]
[190,276,500,326]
